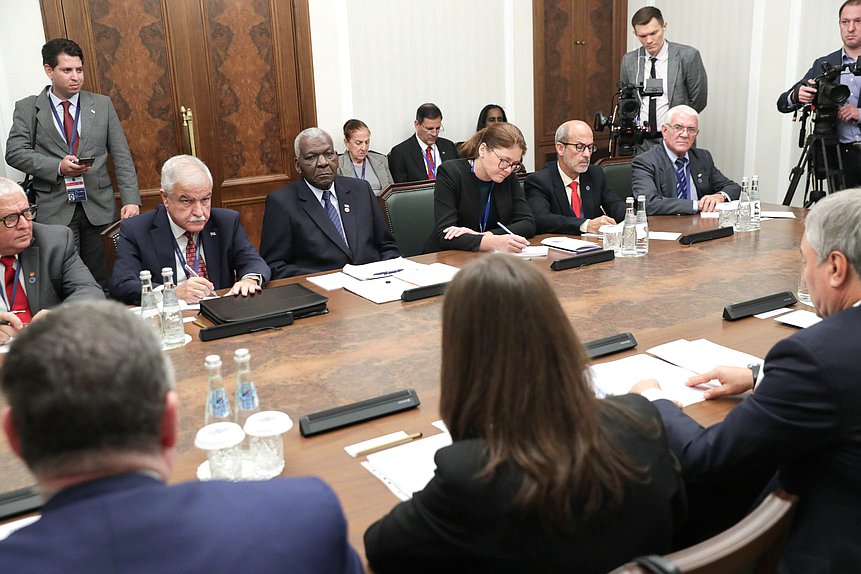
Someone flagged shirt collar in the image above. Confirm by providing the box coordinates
[47,89,80,109]
[304,178,336,204]
[165,210,194,241]
[556,161,579,187]
[415,133,436,152]
[663,140,689,163]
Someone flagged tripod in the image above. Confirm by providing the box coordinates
[784,107,845,207]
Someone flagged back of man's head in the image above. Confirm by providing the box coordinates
[805,188,861,280]
[42,38,84,68]
[0,301,173,477]
[416,103,443,123]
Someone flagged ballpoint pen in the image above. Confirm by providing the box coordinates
[184,265,218,297]
[497,222,516,236]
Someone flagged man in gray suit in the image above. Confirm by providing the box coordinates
[632,105,739,215]
[0,177,104,344]
[620,7,708,152]
[5,38,140,287]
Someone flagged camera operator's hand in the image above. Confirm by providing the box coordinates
[838,103,861,123]
[795,80,817,105]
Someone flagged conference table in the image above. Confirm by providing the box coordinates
[0,204,806,563]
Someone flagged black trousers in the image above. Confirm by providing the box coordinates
[69,203,110,288]
[839,143,861,190]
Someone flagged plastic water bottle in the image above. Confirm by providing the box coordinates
[621,197,637,257]
[735,177,751,232]
[749,175,761,231]
[160,267,186,348]
[204,354,232,425]
[139,270,163,342]
[636,194,649,256]
[234,348,261,436]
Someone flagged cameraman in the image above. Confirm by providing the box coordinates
[778,0,861,188]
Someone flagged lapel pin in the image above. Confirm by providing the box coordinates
[343,204,351,213]
[90,109,95,114]
[585,185,591,191]
[210,231,216,236]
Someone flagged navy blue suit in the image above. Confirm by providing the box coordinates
[653,305,861,573]
[0,474,363,574]
[108,205,270,305]
[260,176,400,279]
[525,161,626,234]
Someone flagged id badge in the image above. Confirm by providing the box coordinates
[64,176,88,203]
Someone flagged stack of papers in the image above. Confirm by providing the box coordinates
[774,309,821,328]
[540,236,602,254]
[361,432,452,500]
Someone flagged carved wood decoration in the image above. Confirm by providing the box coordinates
[40,0,315,248]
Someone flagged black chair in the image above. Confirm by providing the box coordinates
[378,181,436,257]
[597,156,634,200]
[608,490,798,574]
[100,220,122,276]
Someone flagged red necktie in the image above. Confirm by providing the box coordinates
[185,232,208,279]
[1,256,33,325]
[569,181,582,217]
[61,101,79,155]
[425,146,435,180]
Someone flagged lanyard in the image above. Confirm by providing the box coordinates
[470,160,495,232]
[0,261,23,312]
[48,97,81,155]
[423,147,437,177]
[350,158,367,180]
[172,233,201,276]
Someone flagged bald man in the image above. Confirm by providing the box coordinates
[525,120,626,235]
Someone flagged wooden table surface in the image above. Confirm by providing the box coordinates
[0,205,806,561]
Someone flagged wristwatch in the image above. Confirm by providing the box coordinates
[747,363,761,391]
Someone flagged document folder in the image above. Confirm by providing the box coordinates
[199,283,328,324]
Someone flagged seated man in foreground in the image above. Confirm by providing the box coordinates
[632,188,861,572]
[109,155,270,305]
[525,119,625,234]
[632,105,739,215]
[0,177,103,344]
[261,128,400,278]
[0,300,364,573]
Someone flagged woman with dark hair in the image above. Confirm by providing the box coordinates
[337,119,393,195]
[475,103,507,132]
[426,122,535,253]
[364,254,686,573]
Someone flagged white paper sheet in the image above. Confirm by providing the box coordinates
[540,236,602,254]
[774,309,821,329]
[307,272,352,291]
[343,257,423,281]
[646,339,762,375]
[589,354,712,407]
[361,432,453,500]
[760,211,796,219]
[649,231,682,240]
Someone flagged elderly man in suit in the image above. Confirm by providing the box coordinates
[620,6,708,152]
[5,38,140,286]
[631,105,739,215]
[388,103,459,183]
[525,120,626,235]
[109,155,270,305]
[0,300,364,574]
[632,188,861,573]
[0,177,103,344]
[261,128,400,279]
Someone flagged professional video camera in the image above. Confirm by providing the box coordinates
[806,62,853,134]
[594,82,649,157]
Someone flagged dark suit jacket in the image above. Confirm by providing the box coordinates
[260,176,400,279]
[365,394,685,574]
[0,474,363,574]
[17,222,104,313]
[108,205,270,305]
[426,159,535,252]
[653,305,861,573]
[388,135,458,183]
[777,49,842,114]
[632,144,740,215]
[620,42,708,114]
[5,88,140,227]
[525,161,626,234]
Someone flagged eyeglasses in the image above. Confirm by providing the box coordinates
[666,124,699,135]
[420,123,445,134]
[489,148,523,172]
[1,205,37,228]
[559,141,598,153]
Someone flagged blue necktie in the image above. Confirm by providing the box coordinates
[675,157,689,200]
[322,190,348,247]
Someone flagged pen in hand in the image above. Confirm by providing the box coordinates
[184,265,218,297]
[497,222,516,236]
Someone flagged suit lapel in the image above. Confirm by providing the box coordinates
[151,207,181,279]
[579,170,597,217]
[688,150,706,197]
[660,152,678,198]
[336,182,357,258]
[36,90,68,155]
[549,165,574,216]
[666,42,680,105]
[77,92,96,155]
[409,137,427,179]
[199,218,223,288]
[298,181,351,257]
[18,246,41,315]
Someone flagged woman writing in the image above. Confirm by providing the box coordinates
[364,254,685,573]
[337,119,393,195]
[427,122,535,253]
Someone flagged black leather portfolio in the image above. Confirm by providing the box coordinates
[199,283,328,324]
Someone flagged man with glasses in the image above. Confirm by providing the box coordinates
[388,103,459,183]
[632,105,739,215]
[525,120,626,234]
[261,128,399,278]
[109,155,269,305]
[0,177,102,343]
[778,0,861,190]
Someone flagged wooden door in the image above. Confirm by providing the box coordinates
[40,0,315,247]
[533,0,628,165]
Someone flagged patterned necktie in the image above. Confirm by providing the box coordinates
[185,231,208,279]
[61,100,79,155]
[675,157,690,200]
[322,190,348,246]
[425,146,436,180]
[569,181,581,217]
[649,57,658,135]
[1,256,33,325]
